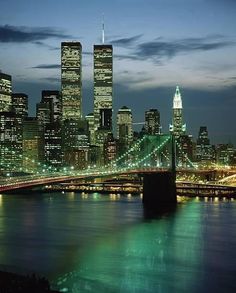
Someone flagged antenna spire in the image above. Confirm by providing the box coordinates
[102,14,105,44]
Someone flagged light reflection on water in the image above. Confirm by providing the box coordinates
[0,193,235,293]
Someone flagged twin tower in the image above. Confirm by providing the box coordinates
[61,42,185,144]
[61,42,113,141]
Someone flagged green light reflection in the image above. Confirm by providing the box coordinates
[55,202,203,292]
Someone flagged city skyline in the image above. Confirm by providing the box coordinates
[0,0,235,144]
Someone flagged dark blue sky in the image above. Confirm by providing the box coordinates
[0,0,235,144]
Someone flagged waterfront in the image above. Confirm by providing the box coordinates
[0,192,235,292]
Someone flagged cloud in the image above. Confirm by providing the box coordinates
[110,34,143,47]
[85,35,234,64]
[114,53,141,61]
[83,50,140,61]
[195,62,236,74]
[32,64,60,69]
[0,25,71,43]
[33,41,59,50]
[41,77,60,83]
[134,36,235,62]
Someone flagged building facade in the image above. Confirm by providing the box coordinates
[44,122,63,169]
[93,45,113,132]
[0,112,20,172]
[176,135,194,168]
[36,102,51,131]
[170,86,186,137]
[196,126,215,164]
[22,118,43,172]
[145,109,161,135]
[61,42,82,120]
[117,106,133,159]
[11,93,28,168]
[41,90,62,123]
[104,133,117,165]
[0,72,12,112]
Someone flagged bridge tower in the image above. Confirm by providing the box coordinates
[142,134,177,211]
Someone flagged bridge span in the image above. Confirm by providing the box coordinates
[0,168,235,198]
[0,168,170,193]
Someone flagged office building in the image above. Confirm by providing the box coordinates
[11,93,28,119]
[176,135,193,168]
[145,109,160,135]
[22,117,43,172]
[85,113,95,144]
[11,93,28,168]
[37,91,63,168]
[196,126,215,163]
[41,90,62,123]
[44,122,62,169]
[62,119,89,169]
[170,86,186,137]
[36,102,51,131]
[104,133,117,165]
[92,44,113,165]
[93,44,113,132]
[0,112,20,172]
[216,144,236,166]
[0,72,12,112]
[61,42,82,120]
[117,106,133,157]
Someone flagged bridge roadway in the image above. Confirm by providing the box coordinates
[0,168,168,192]
[0,167,235,194]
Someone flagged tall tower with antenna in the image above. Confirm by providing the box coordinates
[170,86,186,137]
[93,16,113,164]
[93,17,113,133]
[102,14,105,44]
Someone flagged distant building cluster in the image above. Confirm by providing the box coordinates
[0,41,235,174]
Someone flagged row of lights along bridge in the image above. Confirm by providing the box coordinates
[0,41,235,174]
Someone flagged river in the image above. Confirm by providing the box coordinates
[0,192,235,292]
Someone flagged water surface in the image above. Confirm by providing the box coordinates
[0,192,235,292]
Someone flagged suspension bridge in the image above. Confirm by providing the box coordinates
[0,134,235,205]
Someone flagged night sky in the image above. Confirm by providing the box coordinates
[0,0,235,144]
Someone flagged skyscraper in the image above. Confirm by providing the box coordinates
[23,117,43,172]
[11,93,28,119]
[92,40,113,166]
[39,91,62,169]
[85,113,95,144]
[145,109,161,135]
[62,119,89,169]
[104,133,117,165]
[11,93,28,168]
[0,72,12,112]
[117,106,133,157]
[44,122,63,169]
[93,44,113,132]
[41,90,62,123]
[0,112,20,172]
[36,102,51,131]
[176,134,193,168]
[170,86,186,137]
[61,42,82,120]
[196,126,215,163]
